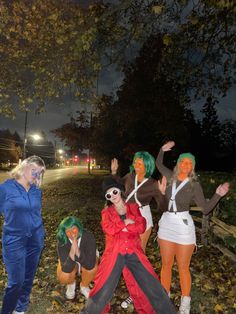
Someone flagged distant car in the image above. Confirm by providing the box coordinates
[92,165,100,170]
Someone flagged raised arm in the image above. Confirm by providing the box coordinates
[111,158,128,185]
[193,182,230,215]
[156,141,175,180]
[111,158,119,175]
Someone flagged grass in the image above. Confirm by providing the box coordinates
[0,172,235,313]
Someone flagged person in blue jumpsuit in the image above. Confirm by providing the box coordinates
[0,156,46,314]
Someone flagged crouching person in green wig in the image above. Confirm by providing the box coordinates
[56,216,98,300]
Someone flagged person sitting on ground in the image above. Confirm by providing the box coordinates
[56,216,98,300]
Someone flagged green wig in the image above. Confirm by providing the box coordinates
[56,216,84,245]
[130,151,155,178]
[177,153,196,168]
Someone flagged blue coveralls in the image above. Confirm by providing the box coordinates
[0,179,45,314]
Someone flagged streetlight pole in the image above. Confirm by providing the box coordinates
[23,111,28,159]
[54,140,57,165]
[88,111,93,175]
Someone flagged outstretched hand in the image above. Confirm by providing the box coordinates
[216,182,230,197]
[158,176,167,195]
[162,141,175,152]
[111,158,118,175]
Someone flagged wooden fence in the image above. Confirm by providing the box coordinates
[190,206,236,262]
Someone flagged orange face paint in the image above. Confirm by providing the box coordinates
[65,226,79,240]
[133,158,146,177]
[178,158,193,176]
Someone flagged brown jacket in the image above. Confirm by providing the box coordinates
[113,172,168,211]
[156,149,221,214]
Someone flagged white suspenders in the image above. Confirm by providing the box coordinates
[125,175,148,205]
[168,178,189,212]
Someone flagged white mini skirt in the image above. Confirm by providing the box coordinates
[158,211,196,245]
[139,205,153,230]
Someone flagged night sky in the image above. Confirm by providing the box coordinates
[0,65,124,143]
[0,70,235,144]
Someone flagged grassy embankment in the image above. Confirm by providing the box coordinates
[0,171,235,313]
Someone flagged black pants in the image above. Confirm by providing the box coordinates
[80,253,176,314]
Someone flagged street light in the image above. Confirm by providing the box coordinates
[31,134,41,141]
[55,149,65,166]
[23,111,28,159]
[23,133,42,159]
[22,110,42,159]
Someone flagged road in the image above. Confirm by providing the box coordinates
[0,166,90,185]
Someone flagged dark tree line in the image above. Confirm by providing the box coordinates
[0,129,22,164]
[52,114,92,157]
[53,34,236,173]
[91,37,236,172]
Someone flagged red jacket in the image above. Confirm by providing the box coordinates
[90,202,160,314]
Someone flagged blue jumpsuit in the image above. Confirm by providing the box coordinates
[0,179,45,314]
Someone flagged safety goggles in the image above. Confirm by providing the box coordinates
[105,188,121,200]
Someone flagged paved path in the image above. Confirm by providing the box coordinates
[0,166,90,185]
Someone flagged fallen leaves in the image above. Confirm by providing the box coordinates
[214,303,224,313]
[0,174,235,313]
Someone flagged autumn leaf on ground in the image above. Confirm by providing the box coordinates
[0,174,235,314]
[214,303,224,313]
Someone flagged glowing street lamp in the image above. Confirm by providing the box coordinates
[22,110,42,158]
[55,149,65,166]
[31,134,41,141]
[23,133,42,158]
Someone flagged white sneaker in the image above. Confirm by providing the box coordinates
[80,285,90,299]
[13,312,25,314]
[121,296,133,309]
[66,281,76,300]
[179,296,191,314]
